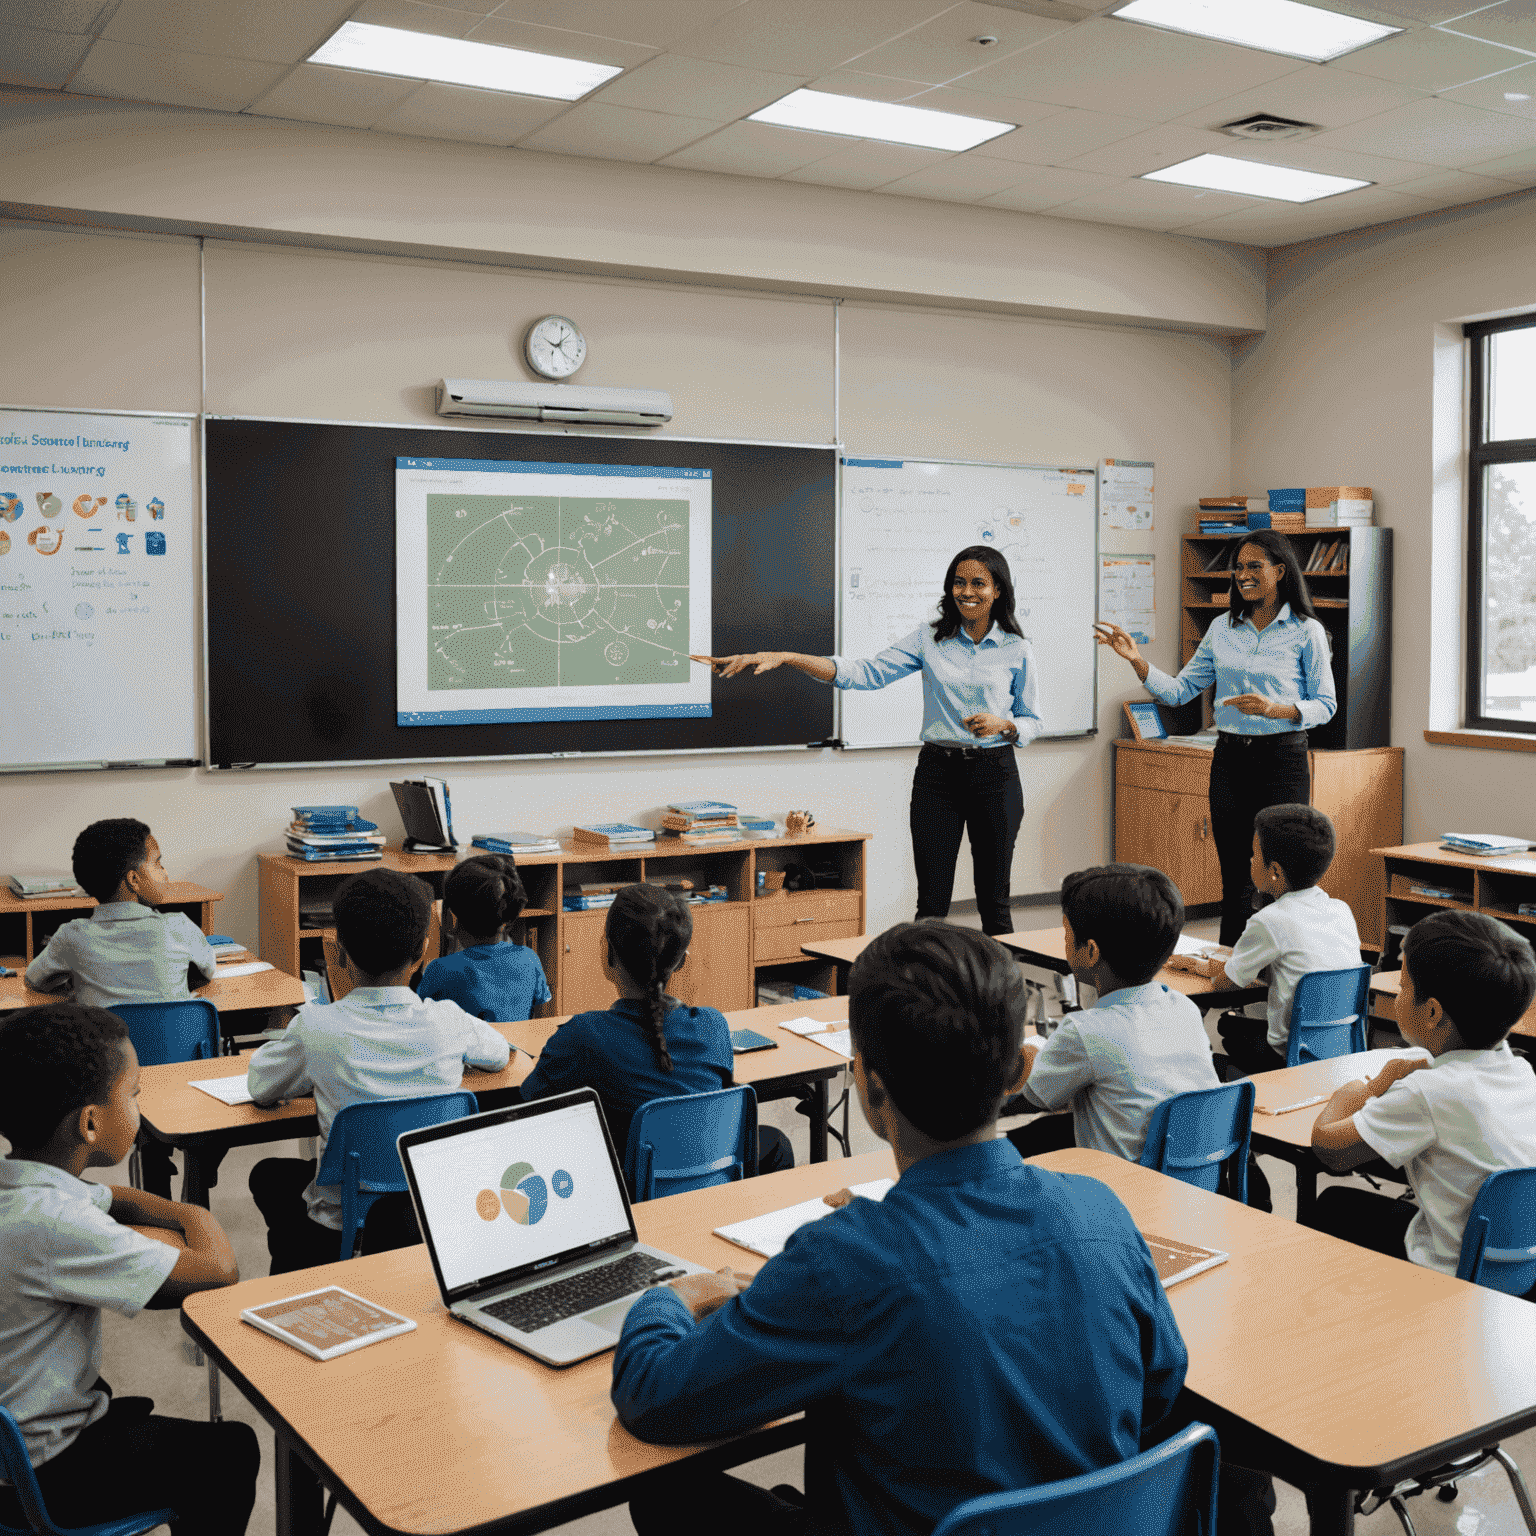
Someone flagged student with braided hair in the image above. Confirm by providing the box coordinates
[417,854,551,1022]
[516,883,793,1181]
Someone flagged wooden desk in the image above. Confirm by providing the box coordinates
[797,934,872,993]
[181,1145,1536,1536]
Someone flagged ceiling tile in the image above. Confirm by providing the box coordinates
[67,37,286,110]
[658,118,835,174]
[466,14,659,69]
[485,2,748,50]
[99,0,357,65]
[591,53,803,119]
[1056,179,1260,224]
[808,69,934,102]
[780,138,951,189]
[1440,58,1536,116]
[1214,139,1435,187]
[245,60,420,128]
[349,1,481,41]
[0,21,92,87]
[1438,7,1536,55]
[877,154,1029,201]
[1464,144,1536,183]
[1387,164,1525,203]
[901,82,1061,123]
[1173,63,1425,133]
[516,99,720,160]
[1329,25,1532,91]
[970,106,1157,164]
[1366,1,1496,19]
[1172,186,1433,242]
[957,15,1306,121]
[1061,121,1235,177]
[373,80,569,142]
[978,163,1122,207]
[665,0,954,76]
[6,1,111,35]
[1307,93,1536,164]
[839,2,1072,87]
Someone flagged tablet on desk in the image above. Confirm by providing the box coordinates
[731,1028,779,1053]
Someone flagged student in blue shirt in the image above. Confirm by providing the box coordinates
[610,922,1191,1536]
[694,545,1041,935]
[417,854,551,1021]
[1097,529,1337,945]
[516,883,792,1179]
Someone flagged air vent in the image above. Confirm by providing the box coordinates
[1222,114,1318,142]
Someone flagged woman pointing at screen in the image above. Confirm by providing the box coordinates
[692,545,1040,936]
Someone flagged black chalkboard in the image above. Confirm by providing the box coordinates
[205,420,836,766]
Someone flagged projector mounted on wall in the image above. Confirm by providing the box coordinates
[435,378,673,427]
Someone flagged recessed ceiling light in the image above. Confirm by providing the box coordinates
[1507,92,1533,102]
[1143,153,1371,202]
[308,20,622,100]
[747,89,1014,152]
[1113,0,1399,63]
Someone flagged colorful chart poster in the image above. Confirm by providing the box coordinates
[1100,554,1156,643]
[1100,458,1155,532]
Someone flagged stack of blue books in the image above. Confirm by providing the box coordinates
[287,805,384,861]
[472,831,562,856]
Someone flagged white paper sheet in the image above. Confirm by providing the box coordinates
[189,1073,253,1106]
[807,1028,853,1059]
[779,1015,839,1036]
[1099,554,1155,642]
[714,1179,894,1259]
[212,960,274,978]
[1172,935,1222,959]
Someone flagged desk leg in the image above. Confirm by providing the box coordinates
[1306,1486,1355,1535]
[275,1435,326,1536]
[809,1080,829,1163]
[1293,1151,1318,1227]
[181,1145,210,1209]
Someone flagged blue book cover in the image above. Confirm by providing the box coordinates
[573,822,655,841]
[292,804,361,819]
[667,800,736,815]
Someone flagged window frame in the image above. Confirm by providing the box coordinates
[1464,312,1536,735]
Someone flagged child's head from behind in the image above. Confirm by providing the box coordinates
[847,922,1024,1143]
[334,868,431,980]
[444,854,526,942]
[0,1002,138,1160]
[1402,908,1536,1049]
[1060,863,1184,986]
[1253,803,1335,893]
[606,884,693,1071]
[72,817,165,904]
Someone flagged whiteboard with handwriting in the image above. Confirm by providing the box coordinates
[0,406,197,770]
[838,457,1098,748]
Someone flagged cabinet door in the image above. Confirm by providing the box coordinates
[671,904,753,1012]
[1115,782,1221,907]
[559,911,617,1015]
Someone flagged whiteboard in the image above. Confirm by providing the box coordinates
[0,406,198,770]
[838,457,1098,748]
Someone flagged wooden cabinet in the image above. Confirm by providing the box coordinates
[0,882,222,971]
[1377,843,1536,962]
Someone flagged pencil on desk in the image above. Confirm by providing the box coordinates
[1255,1093,1329,1116]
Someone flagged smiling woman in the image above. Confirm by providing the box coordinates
[692,545,1042,935]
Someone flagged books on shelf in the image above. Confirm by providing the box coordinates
[288,826,385,845]
[737,812,777,833]
[667,800,736,816]
[389,778,457,853]
[1304,540,1349,574]
[563,892,617,911]
[291,805,377,833]
[286,841,383,862]
[7,873,84,899]
[1198,495,1247,508]
[471,832,562,856]
[1308,499,1373,528]
[1267,487,1306,510]
[662,827,745,845]
[1246,511,1305,531]
[570,822,655,846]
[661,811,738,830]
[1439,833,1534,856]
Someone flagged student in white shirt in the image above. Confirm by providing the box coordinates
[1007,864,1221,1165]
[247,868,509,1274]
[1169,803,1361,1077]
[1310,909,1536,1273]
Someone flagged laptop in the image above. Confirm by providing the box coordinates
[397,1088,710,1367]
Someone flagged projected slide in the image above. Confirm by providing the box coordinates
[395,457,712,726]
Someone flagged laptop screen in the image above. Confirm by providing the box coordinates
[402,1093,634,1300]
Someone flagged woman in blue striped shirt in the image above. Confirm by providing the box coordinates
[1096,530,1337,944]
[694,546,1041,935]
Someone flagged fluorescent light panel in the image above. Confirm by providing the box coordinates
[748,88,1013,152]
[1113,0,1398,63]
[1143,153,1371,202]
[309,21,622,100]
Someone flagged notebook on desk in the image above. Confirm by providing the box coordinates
[397,1089,708,1368]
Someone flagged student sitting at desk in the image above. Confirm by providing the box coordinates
[1004,864,1222,1169]
[1310,909,1536,1273]
[0,1002,260,1536]
[516,883,792,1179]
[246,867,510,1274]
[417,853,551,1021]
[610,922,1192,1536]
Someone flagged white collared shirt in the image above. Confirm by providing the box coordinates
[1222,885,1362,1051]
[1354,1044,1536,1274]
[1022,982,1220,1161]
[24,902,217,1010]
[246,987,510,1229]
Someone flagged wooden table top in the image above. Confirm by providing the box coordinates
[1368,968,1536,1039]
[999,927,1266,1005]
[1246,1048,1430,1150]
[182,1145,1536,1536]
[1373,841,1536,878]
[0,880,222,915]
[0,963,308,1016]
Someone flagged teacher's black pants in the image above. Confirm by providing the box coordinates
[910,743,1023,936]
[1209,731,1311,946]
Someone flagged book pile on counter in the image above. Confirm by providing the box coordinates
[1439,832,1533,857]
[572,822,656,848]
[564,879,730,912]
[288,805,384,862]
[1305,486,1372,529]
[1196,496,1249,535]
[208,934,254,963]
[7,873,84,900]
[661,801,777,842]
[471,831,562,856]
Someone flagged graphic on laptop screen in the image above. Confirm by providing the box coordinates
[410,1101,630,1294]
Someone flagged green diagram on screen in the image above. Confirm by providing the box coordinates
[426,494,691,692]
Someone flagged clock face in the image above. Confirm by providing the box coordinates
[525,315,587,380]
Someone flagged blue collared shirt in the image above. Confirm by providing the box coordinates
[1143,603,1336,734]
[612,1140,1186,1536]
[833,623,1042,748]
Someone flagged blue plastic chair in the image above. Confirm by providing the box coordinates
[109,999,221,1068]
[1457,1166,1536,1296]
[0,1405,174,1536]
[1285,965,1372,1066]
[318,1091,479,1259]
[1139,1081,1256,1205]
[624,1086,758,1202]
[929,1421,1219,1536]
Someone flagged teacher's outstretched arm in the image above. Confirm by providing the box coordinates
[1094,621,1216,709]
[691,653,836,682]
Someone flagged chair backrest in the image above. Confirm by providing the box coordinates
[109,999,221,1068]
[320,935,356,1004]
[1286,964,1372,1067]
[1139,1081,1256,1204]
[1456,1165,1536,1296]
[624,1086,758,1202]
[0,1403,176,1536]
[317,1091,479,1258]
[929,1421,1219,1536]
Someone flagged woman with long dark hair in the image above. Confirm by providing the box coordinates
[1096,529,1336,944]
[694,544,1041,935]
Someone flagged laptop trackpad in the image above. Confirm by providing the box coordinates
[586,1294,643,1337]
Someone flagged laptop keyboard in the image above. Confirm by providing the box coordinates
[483,1253,683,1334]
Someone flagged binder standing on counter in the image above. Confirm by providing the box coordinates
[390,776,457,853]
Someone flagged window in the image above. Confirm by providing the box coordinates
[1466,314,1536,733]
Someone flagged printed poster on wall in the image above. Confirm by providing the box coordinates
[1099,554,1155,643]
[1100,458,1154,532]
